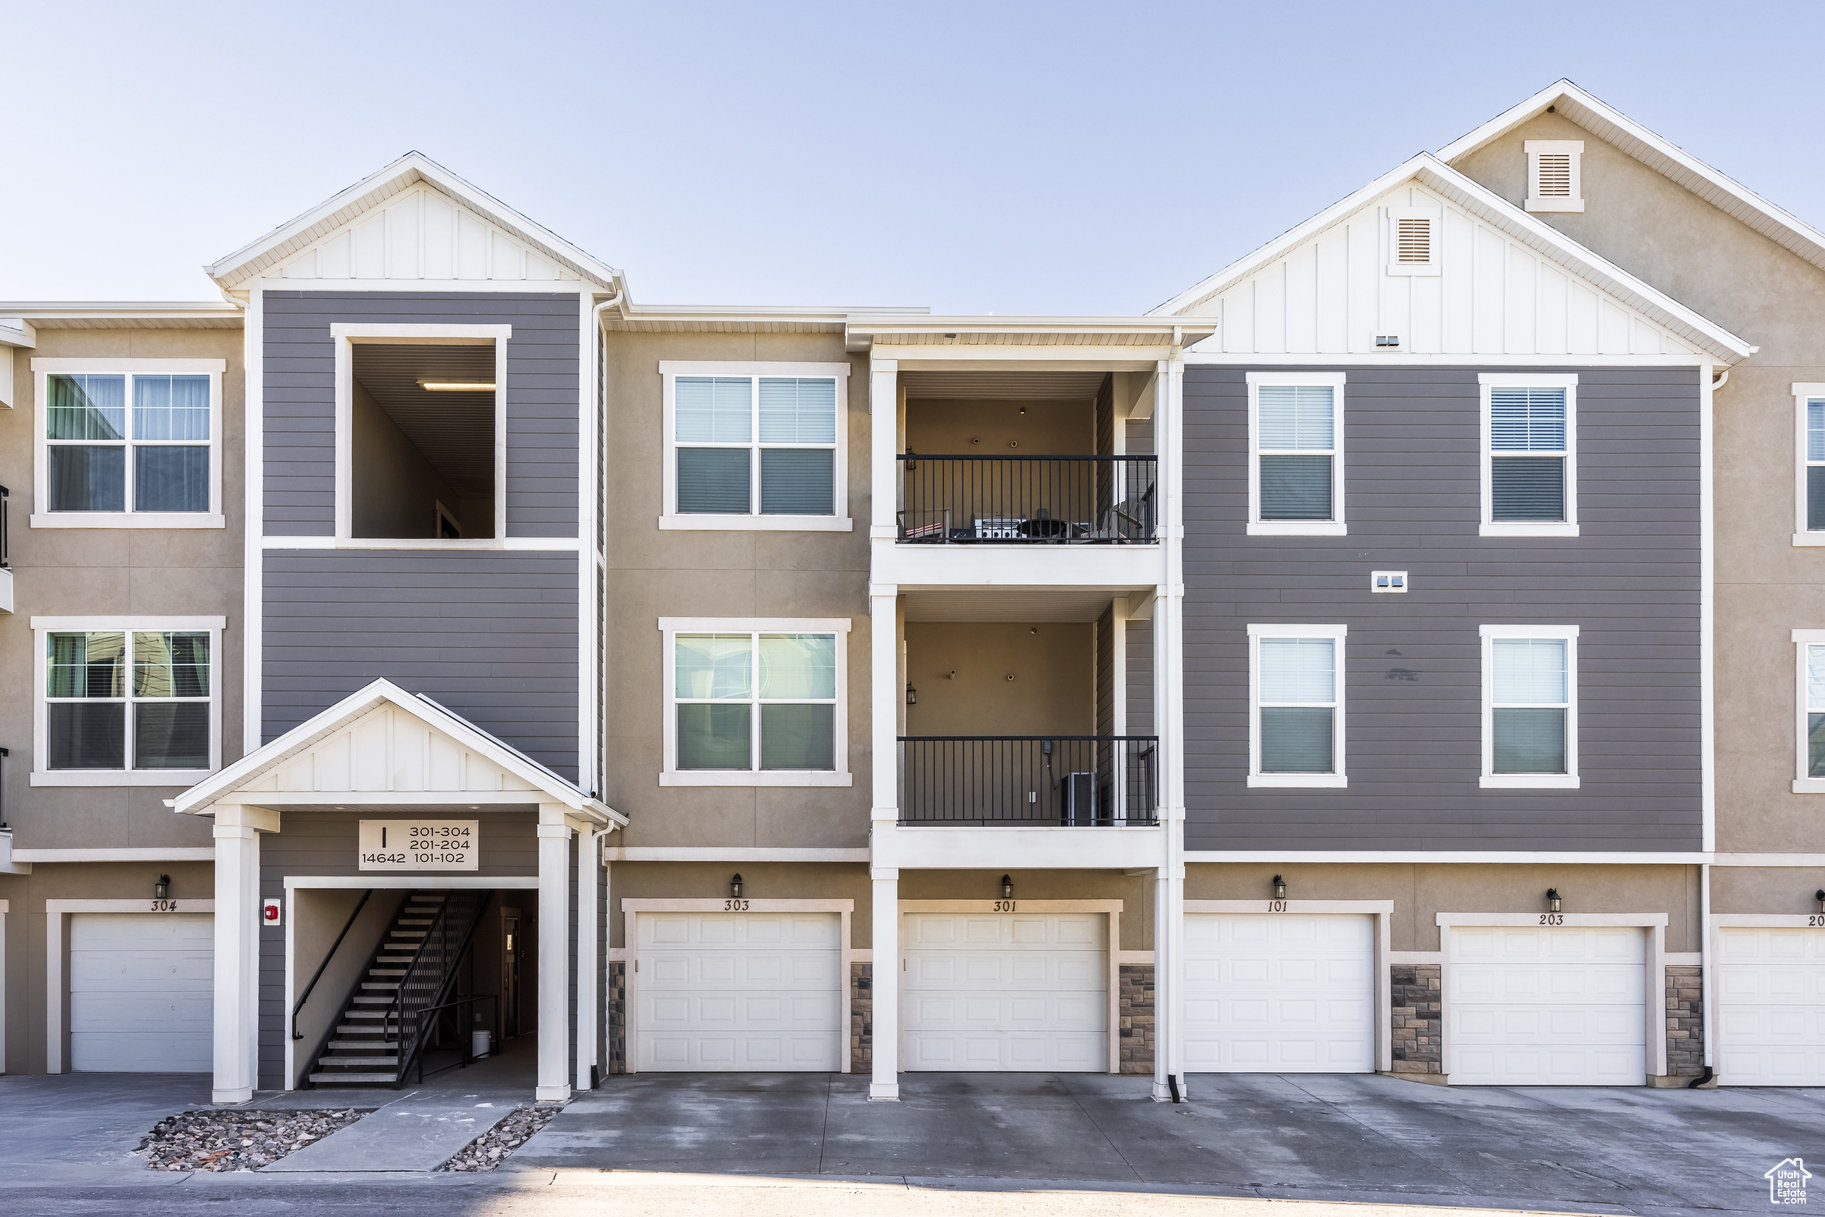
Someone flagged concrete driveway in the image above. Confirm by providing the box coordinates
[514,1072,1825,1215]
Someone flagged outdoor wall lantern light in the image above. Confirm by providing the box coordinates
[155,874,170,902]
[1271,875,1287,901]
[1000,874,1014,901]
[730,873,743,899]
[906,683,917,705]
[1546,888,1562,914]
[1816,888,1824,914]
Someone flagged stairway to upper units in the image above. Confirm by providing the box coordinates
[307,890,484,1086]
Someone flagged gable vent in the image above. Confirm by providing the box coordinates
[1525,139,1585,214]
[1535,153,1573,198]
[1396,217,1432,264]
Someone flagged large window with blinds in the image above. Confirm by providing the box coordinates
[1794,385,1825,543]
[1248,623,1347,787]
[1480,373,1577,536]
[1792,631,1825,792]
[1247,372,1345,535]
[659,617,852,786]
[660,362,851,530]
[1480,625,1579,789]
[33,617,223,784]
[31,359,225,528]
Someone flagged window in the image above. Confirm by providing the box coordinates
[32,616,224,785]
[1386,206,1441,276]
[333,325,508,544]
[1480,625,1578,789]
[660,362,852,531]
[1792,631,1825,793]
[659,617,852,786]
[1246,372,1345,535]
[1792,384,1825,545]
[1480,374,1577,537]
[31,359,225,528]
[1248,624,1346,787]
[1525,140,1585,213]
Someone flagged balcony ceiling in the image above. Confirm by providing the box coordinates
[353,343,496,496]
[900,370,1107,402]
[901,587,1133,623]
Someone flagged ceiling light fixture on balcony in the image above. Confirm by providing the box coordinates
[417,379,497,392]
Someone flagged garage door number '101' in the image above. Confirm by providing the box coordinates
[358,820,479,871]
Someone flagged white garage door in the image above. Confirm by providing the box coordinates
[69,913,213,1072]
[1447,925,1646,1085]
[1184,913,1375,1072]
[1716,927,1825,1086]
[902,912,1108,1072]
[633,912,843,1072]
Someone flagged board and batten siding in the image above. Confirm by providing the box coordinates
[262,291,580,537]
[255,811,539,1089]
[263,551,580,778]
[1182,364,1702,853]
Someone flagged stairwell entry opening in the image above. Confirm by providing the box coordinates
[348,340,499,540]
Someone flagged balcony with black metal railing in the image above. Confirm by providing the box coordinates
[0,484,12,613]
[896,454,1156,544]
[898,735,1158,826]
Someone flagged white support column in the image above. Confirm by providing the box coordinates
[869,584,900,823]
[601,857,613,1075]
[869,357,899,541]
[869,867,900,1100]
[537,804,574,1103]
[212,803,276,1104]
[1152,350,1189,1100]
[575,824,599,1092]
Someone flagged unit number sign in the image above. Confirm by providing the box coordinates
[358,820,479,871]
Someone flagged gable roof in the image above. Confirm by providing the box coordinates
[206,151,623,292]
[168,677,621,824]
[1438,79,1825,277]
[1151,152,1754,364]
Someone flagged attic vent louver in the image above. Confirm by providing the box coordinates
[1536,153,1573,197]
[1525,139,1585,213]
[1387,207,1441,276]
[1396,218,1432,264]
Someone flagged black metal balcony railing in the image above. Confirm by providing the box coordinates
[898,736,1159,826]
[897,455,1157,543]
[0,484,10,569]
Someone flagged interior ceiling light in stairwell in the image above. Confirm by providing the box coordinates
[417,379,497,391]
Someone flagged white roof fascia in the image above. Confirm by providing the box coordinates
[206,151,624,291]
[1438,79,1825,276]
[167,677,622,826]
[0,302,241,322]
[1152,152,1753,363]
[0,317,35,348]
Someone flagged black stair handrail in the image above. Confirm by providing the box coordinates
[292,889,374,1040]
[411,993,500,1084]
[388,891,487,1086]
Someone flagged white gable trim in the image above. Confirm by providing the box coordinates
[167,678,620,824]
[207,152,622,291]
[1439,80,1825,278]
[1153,154,1753,365]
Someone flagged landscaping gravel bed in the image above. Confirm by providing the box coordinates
[139,1108,369,1171]
[439,1103,562,1171]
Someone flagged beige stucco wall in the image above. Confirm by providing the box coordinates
[0,329,245,853]
[1188,862,1702,953]
[1454,114,1825,856]
[904,622,1094,737]
[600,331,870,849]
[1709,864,1825,915]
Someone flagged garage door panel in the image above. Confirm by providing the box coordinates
[1716,929,1825,1085]
[1184,914,1376,1074]
[68,914,213,1073]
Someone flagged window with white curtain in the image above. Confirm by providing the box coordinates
[33,617,224,784]
[1481,626,1579,788]
[1791,631,1825,792]
[661,363,851,530]
[660,617,852,786]
[1249,624,1346,787]
[32,359,224,528]
[1247,372,1345,535]
[1481,374,1577,536]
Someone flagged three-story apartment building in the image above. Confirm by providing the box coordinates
[0,81,1820,1100]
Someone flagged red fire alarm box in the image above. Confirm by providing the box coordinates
[262,898,282,926]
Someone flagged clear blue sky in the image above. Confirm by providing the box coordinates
[4,0,1823,314]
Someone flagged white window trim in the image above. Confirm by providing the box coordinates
[1386,205,1442,277]
[1791,383,1825,546]
[1247,622,1347,788]
[1245,371,1346,537]
[29,615,226,787]
[1524,139,1586,214]
[29,358,227,529]
[1790,629,1825,792]
[658,361,853,532]
[1479,624,1579,790]
[331,323,510,547]
[1478,373,1579,538]
[658,616,853,787]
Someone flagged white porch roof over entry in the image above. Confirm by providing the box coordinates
[167,678,621,825]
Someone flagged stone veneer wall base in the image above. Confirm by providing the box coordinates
[1119,964,1155,1075]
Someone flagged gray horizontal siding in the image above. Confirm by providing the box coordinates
[256,811,538,1088]
[1183,365,1702,854]
[263,292,579,537]
[263,551,580,779]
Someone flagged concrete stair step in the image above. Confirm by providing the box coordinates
[319,1054,399,1067]
[327,1037,398,1049]
[309,1071,396,1084]
[360,982,401,991]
